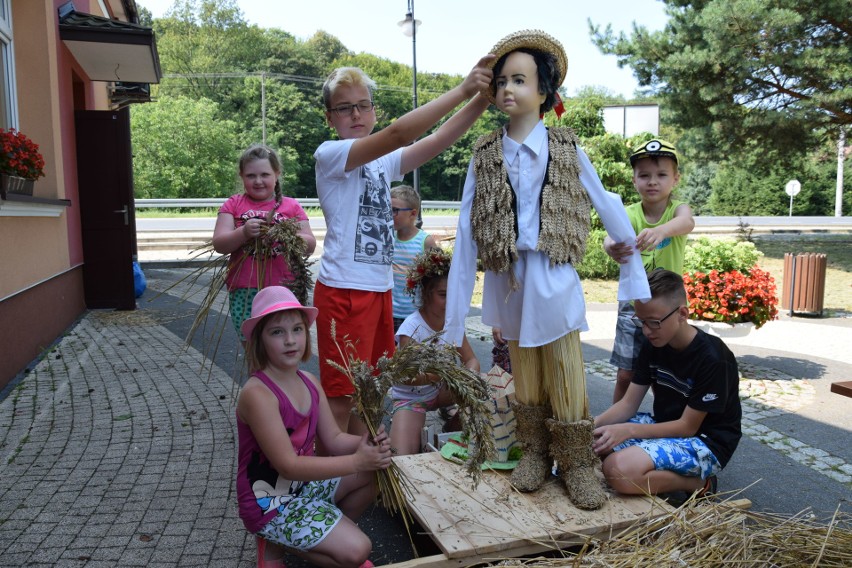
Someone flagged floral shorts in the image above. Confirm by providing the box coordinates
[256,478,342,551]
[391,384,440,414]
[613,413,721,479]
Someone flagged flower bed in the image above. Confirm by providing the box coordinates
[683,237,779,329]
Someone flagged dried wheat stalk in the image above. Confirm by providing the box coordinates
[326,321,419,555]
[488,497,852,567]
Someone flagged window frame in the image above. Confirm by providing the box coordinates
[0,0,18,129]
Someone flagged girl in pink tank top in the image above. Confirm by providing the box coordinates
[235,286,391,568]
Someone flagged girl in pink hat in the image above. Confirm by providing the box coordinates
[234,286,391,568]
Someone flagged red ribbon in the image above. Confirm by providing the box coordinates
[552,92,565,119]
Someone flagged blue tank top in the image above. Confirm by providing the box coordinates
[392,229,428,318]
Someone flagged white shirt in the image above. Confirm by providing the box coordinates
[445,121,650,347]
[314,139,403,291]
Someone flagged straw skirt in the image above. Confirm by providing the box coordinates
[508,330,588,422]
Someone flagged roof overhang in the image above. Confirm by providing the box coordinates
[59,5,161,84]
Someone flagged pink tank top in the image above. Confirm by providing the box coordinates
[235,370,319,533]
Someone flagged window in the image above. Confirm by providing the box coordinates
[0,0,18,129]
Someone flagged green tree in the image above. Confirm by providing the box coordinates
[153,0,266,101]
[679,162,718,215]
[229,76,327,195]
[590,0,851,151]
[130,96,239,199]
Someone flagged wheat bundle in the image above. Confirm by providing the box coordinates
[327,323,498,551]
[382,332,496,483]
[253,217,316,305]
[326,321,418,552]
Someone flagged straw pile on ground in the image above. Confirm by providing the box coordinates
[492,497,851,567]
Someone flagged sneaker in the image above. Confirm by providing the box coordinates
[256,535,286,568]
[696,475,717,498]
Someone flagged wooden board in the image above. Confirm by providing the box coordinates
[830,381,852,398]
[393,452,674,563]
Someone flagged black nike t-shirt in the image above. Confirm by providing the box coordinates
[633,328,742,468]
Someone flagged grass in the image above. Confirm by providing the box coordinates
[476,234,852,314]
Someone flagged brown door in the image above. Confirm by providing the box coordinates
[75,107,137,310]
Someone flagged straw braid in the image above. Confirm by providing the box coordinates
[539,128,591,266]
[471,130,517,284]
[470,128,591,286]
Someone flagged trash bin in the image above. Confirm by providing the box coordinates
[782,253,827,316]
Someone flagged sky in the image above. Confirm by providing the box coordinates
[137,0,670,98]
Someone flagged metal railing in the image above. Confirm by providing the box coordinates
[135,198,462,210]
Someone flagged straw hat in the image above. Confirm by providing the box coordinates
[485,29,568,104]
[241,286,319,340]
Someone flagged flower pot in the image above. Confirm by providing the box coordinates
[1,173,34,196]
[690,320,754,338]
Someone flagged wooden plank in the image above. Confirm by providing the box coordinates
[393,453,674,561]
[830,381,852,398]
[385,497,754,568]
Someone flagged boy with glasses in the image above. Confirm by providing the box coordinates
[604,138,695,402]
[593,269,741,501]
[313,59,493,438]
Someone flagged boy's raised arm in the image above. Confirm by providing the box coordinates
[346,55,495,171]
[400,93,490,174]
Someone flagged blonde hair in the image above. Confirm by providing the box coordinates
[322,67,376,109]
[390,184,421,210]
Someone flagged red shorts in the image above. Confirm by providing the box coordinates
[313,281,395,398]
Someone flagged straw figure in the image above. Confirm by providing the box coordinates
[444,30,650,510]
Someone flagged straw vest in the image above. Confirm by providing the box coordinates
[470,127,591,286]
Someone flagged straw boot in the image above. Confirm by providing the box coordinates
[546,418,606,510]
[510,402,552,492]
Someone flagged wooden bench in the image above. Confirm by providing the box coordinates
[389,452,675,568]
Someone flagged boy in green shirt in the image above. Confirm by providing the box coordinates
[604,139,695,402]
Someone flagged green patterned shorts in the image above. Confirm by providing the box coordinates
[229,288,259,341]
[256,478,342,550]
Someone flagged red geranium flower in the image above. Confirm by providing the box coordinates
[0,128,45,180]
[684,266,778,329]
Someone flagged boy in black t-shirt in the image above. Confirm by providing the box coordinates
[593,269,741,498]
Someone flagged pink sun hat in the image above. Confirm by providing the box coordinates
[241,286,319,340]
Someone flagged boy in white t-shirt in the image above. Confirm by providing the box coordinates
[313,58,494,438]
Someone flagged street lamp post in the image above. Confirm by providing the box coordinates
[398,0,421,196]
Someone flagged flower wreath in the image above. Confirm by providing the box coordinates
[404,247,452,298]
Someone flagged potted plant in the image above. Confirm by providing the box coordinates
[0,127,45,197]
[682,237,779,336]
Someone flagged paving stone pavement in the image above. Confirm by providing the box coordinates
[1,267,850,567]
[0,311,252,567]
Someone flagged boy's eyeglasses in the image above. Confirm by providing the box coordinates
[392,207,413,215]
[631,306,681,329]
[329,101,375,117]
